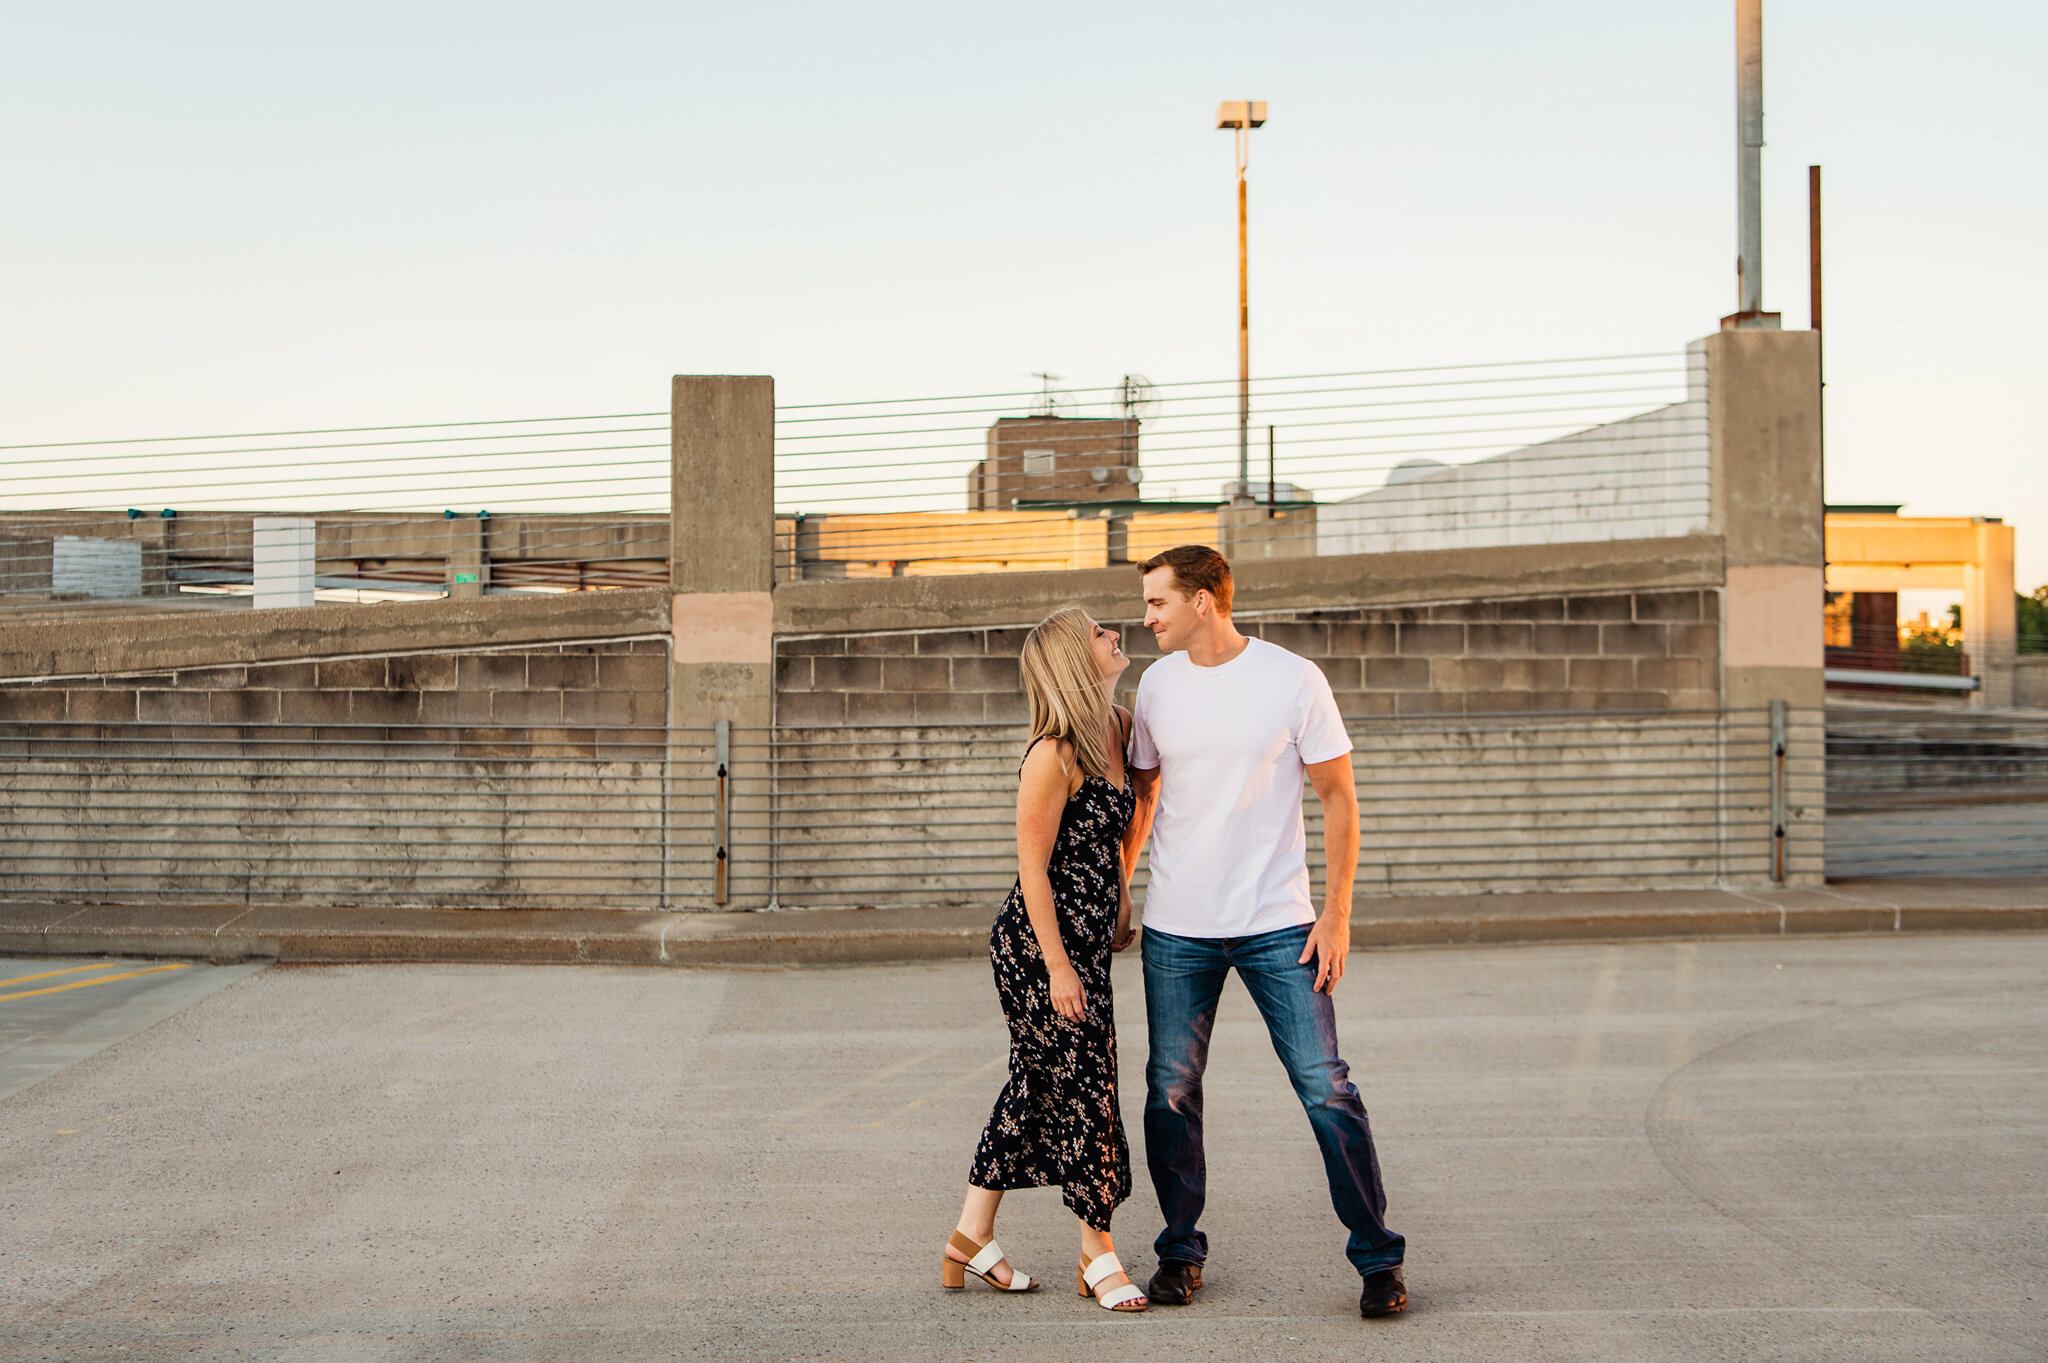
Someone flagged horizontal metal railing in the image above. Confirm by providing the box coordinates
[0,410,671,610]
[0,720,713,909]
[773,352,1708,579]
[16,703,2041,908]
[4,352,1718,610]
[756,708,1800,907]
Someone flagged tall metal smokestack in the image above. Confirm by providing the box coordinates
[1735,0,1764,315]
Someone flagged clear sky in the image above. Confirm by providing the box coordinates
[3,1,2042,587]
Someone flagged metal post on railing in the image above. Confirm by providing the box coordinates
[1770,699,1787,882]
[715,719,731,907]
[659,719,674,911]
[1267,424,1277,519]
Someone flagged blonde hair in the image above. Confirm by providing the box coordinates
[1019,606,1119,784]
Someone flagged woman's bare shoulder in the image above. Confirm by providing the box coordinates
[1020,734,1072,776]
[1020,734,1079,798]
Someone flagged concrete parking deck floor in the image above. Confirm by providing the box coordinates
[2,934,2043,1361]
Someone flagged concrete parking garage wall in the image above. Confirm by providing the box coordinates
[766,560,1820,902]
[0,638,682,909]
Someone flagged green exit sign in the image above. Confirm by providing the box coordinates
[454,571,480,584]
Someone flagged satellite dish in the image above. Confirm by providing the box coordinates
[1386,457,1450,486]
[1117,374,1158,421]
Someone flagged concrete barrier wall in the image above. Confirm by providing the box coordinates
[0,638,703,910]
[0,639,670,734]
[0,752,683,909]
[778,587,1722,724]
[765,582,1827,901]
[2017,658,2048,710]
[763,708,1810,908]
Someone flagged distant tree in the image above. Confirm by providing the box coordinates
[2020,586,2048,656]
[1896,602,1963,673]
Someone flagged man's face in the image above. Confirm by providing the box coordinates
[1142,566,1204,652]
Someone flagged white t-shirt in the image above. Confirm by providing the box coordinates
[1130,637,1354,939]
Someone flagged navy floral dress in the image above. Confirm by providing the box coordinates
[968,733,1136,1231]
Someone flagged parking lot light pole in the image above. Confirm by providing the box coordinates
[1217,100,1266,505]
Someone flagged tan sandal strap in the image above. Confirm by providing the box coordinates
[946,1231,983,1260]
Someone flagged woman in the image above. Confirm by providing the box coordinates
[939,607,1148,1313]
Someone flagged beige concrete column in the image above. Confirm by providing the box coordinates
[1708,328,1825,709]
[1965,518,2017,707]
[670,376,776,908]
[443,515,488,599]
[1706,328,1825,886]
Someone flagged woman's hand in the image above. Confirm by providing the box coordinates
[1113,889,1137,953]
[1047,961,1088,1022]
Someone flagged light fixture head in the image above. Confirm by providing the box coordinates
[1215,101,1267,129]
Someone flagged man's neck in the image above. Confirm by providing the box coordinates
[1184,620,1251,669]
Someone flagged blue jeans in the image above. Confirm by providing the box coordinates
[1142,923,1405,1277]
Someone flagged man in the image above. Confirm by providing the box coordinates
[1122,544,1407,1319]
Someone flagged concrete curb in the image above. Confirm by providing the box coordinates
[4,880,2045,967]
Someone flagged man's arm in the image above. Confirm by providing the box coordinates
[1117,766,1161,948]
[1300,752,1359,993]
[1124,766,1160,883]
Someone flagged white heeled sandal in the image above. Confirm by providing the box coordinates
[942,1232,1036,1292]
[1078,1251,1147,1312]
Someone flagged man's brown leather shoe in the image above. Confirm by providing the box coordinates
[1146,1259,1203,1305]
[1359,1266,1407,1317]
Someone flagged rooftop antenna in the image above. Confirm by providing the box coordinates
[1116,374,1157,421]
[1029,372,1063,416]
[1116,374,1156,477]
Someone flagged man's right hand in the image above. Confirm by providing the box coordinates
[1047,962,1087,1022]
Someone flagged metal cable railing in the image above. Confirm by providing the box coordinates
[3,350,1717,608]
[755,708,1799,907]
[0,720,711,909]
[0,411,671,610]
[1,707,1818,911]
[12,703,2047,907]
[773,351,1708,579]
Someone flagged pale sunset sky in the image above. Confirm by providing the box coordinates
[3,1,2041,587]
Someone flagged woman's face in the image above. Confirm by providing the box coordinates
[1088,618,1130,681]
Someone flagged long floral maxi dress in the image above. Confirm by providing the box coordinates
[968,750,1136,1231]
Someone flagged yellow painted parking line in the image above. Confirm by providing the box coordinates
[0,963,189,1003]
[0,962,120,989]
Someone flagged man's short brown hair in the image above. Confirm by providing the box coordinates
[1139,544,1234,615]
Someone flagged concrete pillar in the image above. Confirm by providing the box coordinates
[443,515,488,599]
[1218,504,1317,563]
[1965,518,2017,708]
[1708,328,1824,709]
[1706,327,1825,886]
[670,376,776,909]
[252,517,317,610]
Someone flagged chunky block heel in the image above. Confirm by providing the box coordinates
[942,1257,966,1289]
